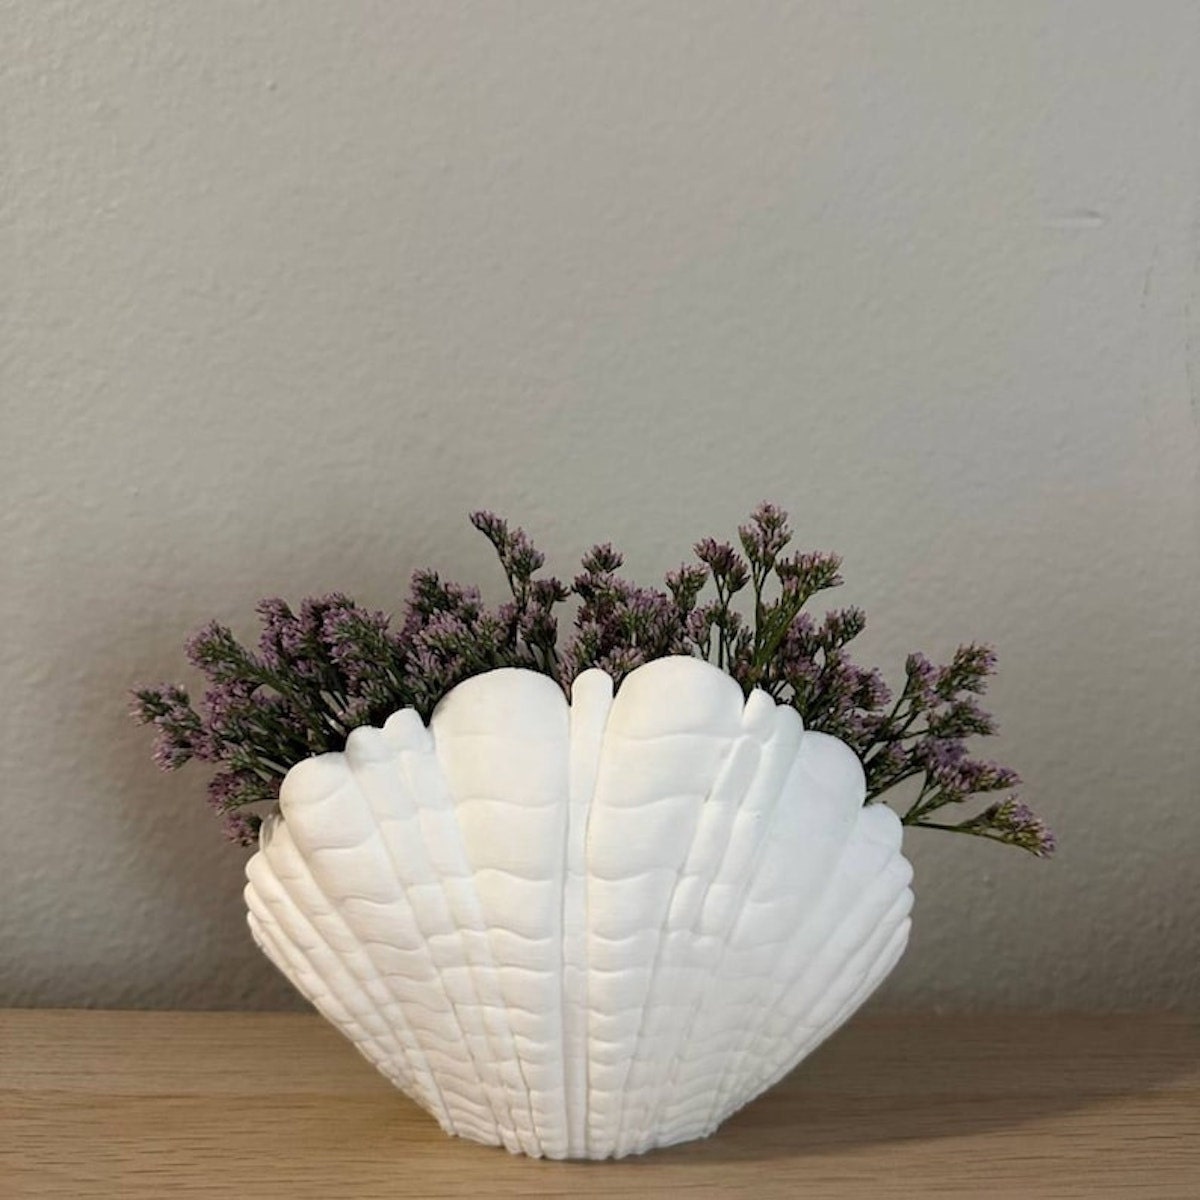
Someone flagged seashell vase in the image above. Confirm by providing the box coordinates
[244,655,913,1159]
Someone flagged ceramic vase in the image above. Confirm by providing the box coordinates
[244,655,913,1159]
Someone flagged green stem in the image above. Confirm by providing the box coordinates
[864,763,925,803]
[750,561,768,661]
[713,577,729,670]
[860,685,913,760]
[901,776,939,824]
[904,819,1019,848]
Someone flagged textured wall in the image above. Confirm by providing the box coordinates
[3,1,1198,1013]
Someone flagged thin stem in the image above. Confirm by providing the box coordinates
[712,576,729,670]
[750,560,768,662]
[904,820,1022,851]
[860,684,913,761]
[864,762,925,803]
[901,776,938,823]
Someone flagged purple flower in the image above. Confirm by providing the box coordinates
[693,539,750,592]
[973,798,1057,858]
[151,736,192,771]
[468,510,507,544]
[581,543,623,574]
[401,571,484,635]
[530,577,570,606]
[922,738,968,773]
[419,611,471,646]
[820,607,867,649]
[937,643,998,697]
[201,679,255,723]
[132,501,1047,860]
[596,645,647,683]
[183,620,249,679]
[867,741,910,776]
[518,606,557,647]
[776,550,843,595]
[337,695,375,730]
[929,695,997,738]
[320,603,395,689]
[960,759,1021,792]
[255,598,300,667]
[221,810,263,847]
[738,501,792,567]
[206,770,275,813]
[206,771,242,812]
[130,683,204,770]
[665,563,708,613]
[905,652,939,706]
[470,510,545,581]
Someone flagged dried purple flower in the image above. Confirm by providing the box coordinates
[207,769,275,813]
[581,543,624,574]
[738,501,792,569]
[665,563,709,614]
[221,810,263,847]
[255,597,301,668]
[132,502,1049,857]
[469,510,546,585]
[966,798,1057,858]
[183,621,250,682]
[130,683,205,770]
[693,539,750,593]
[776,550,843,596]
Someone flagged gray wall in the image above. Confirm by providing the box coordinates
[3,1,1198,1013]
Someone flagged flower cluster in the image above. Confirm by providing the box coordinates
[131,503,1054,857]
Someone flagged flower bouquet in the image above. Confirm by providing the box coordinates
[132,503,1053,1159]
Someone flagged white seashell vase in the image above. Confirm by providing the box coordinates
[244,655,913,1159]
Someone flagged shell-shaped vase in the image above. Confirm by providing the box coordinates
[244,656,913,1159]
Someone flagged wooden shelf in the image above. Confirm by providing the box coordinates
[2,1010,1197,1197]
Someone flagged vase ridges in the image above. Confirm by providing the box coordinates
[613,685,783,1156]
[245,819,452,1129]
[430,668,572,1158]
[342,722,508,1143]
[401,699,540,1156]
[272,752,493,1137]
[695,730,872,1134]
[583,658,747,1155]
[608,698,755,1156]
[344,707,518,1146]
[711,805,913,1134]
[754,910,912,1110]
[244,656,913,1160]
[637,721,819,1146]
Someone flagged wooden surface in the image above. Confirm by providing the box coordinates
[2,1010,1197,1198]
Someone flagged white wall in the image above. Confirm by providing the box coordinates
[3,1,1198,1012]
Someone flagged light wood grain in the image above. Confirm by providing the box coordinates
[1,1010,1197,1198]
